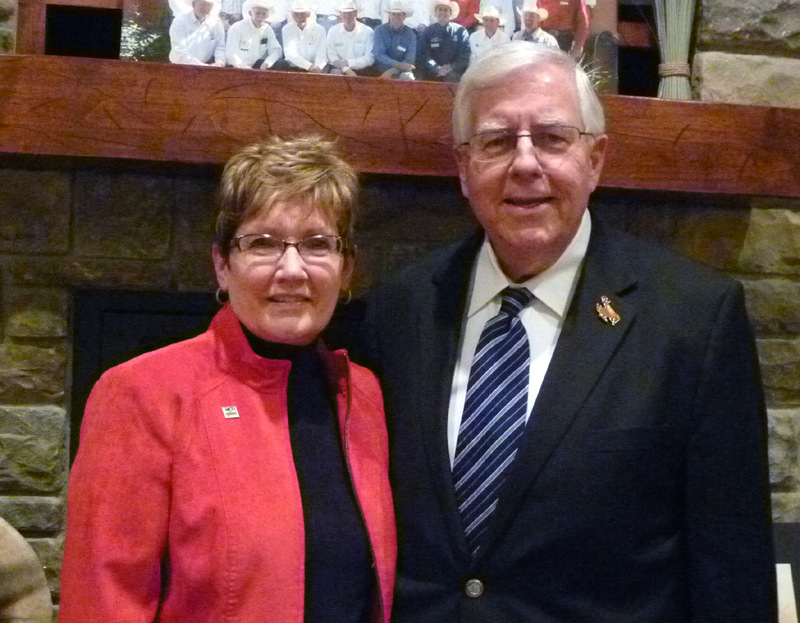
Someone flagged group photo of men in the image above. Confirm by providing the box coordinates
[166,0,590,81]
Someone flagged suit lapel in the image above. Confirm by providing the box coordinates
[486,219,639,548]
[414,233,482,553]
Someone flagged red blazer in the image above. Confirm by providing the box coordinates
[60,305,396,623]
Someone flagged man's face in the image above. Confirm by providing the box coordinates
[193,0,214,19]
[456,63,607,280]
[292,9,309,27]
[435,4,451,24]
[388,10,405,28]
[483,15,499,35]
[341,9,357,28]
[523,11,540,30]
[250,6,269,26]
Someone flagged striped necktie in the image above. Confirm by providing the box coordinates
[453,286,534,555]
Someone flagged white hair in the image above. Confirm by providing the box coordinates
[452,41,606,144]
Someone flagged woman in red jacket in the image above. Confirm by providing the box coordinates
[60,134,396,623]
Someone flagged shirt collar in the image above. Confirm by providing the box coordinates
[468,209,591,318]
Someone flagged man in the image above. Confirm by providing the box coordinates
[525,0,589,58]
[169,0,226,65]
[360,42,776,622]
[512,0,556,48]
[327,0,375,75]
[282,0,328,71]
[468,5,509,63]
[419,0,469,82]
[226,0,283,69]
[373,0,416,79]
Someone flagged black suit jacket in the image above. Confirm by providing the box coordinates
[360,218,776,622]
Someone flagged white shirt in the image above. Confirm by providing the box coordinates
[326,22,375,69]
[447,210,591,464]
[169,10,226,65]
[512,25,559,48]
[226,17,283,68]
[468,26,510,63]
[282,20,328,69]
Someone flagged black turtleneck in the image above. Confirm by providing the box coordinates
[242,325,375,623]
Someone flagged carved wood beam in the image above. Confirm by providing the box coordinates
[2,54,799,197]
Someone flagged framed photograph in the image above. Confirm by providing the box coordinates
[0,0,17,53]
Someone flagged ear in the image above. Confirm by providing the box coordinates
[212,245,230,291]
[586,133,608,192]
[454,146,471,198]
[340,251,355,292]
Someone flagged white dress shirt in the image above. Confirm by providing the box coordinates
[468,26,510,63]
[226,17,283,68]
[512,25,559,48]
[447,210,591,464]
[282,20,328,69]
[326,21,375,69]
[169,10,226,65]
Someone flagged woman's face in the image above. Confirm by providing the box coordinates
[213,200,352,345]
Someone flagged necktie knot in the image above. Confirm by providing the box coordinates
[498,287,534,318]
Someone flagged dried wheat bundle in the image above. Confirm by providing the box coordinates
[653,0,696,100]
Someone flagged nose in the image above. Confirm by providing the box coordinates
[508,133,545,176]
[274,245,307,280]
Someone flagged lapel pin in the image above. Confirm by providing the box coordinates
[595,296,620,326]
[221,406,240,419]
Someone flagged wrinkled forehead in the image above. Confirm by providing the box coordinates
[469,64,582,127]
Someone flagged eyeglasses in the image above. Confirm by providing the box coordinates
[230,233,348,262]
[460,125,594,164]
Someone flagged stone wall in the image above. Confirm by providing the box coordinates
[694,0,800,107]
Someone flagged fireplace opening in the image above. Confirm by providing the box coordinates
[70,289,218,464]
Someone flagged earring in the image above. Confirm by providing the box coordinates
[215,288,229,304]
[340,289,353,305]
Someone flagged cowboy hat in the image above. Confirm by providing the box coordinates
[335,0,358,13]
[474,5,506,25]
[384,0,413,16]
[430,0,459,20]
[516,0,548,20]
[243,0,273,15]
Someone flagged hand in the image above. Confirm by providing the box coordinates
[308,64,324,73]
[213,60,226,67]
[398,62,414,71]
[343,67,357,76]
[436,64,451,77]
[379,68,398,79]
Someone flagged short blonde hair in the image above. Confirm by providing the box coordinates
[215,134,359,258]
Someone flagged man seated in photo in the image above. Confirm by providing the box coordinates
[512,0,557,48]
[418,0,469,82]
[169,0,226,65]
[373,0,416,79]
[468,5,509,63]
[282,0,328,71]
[226,0,283,69]
[327,0,375,76]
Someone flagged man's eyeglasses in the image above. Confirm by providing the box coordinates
[460,125,594,163]
[230,234,348,262]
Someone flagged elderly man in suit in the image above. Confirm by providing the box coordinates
[359,41,776,622]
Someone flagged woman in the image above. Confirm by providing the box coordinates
[60,135,396,623]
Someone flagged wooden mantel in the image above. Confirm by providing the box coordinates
[2,54,800,197]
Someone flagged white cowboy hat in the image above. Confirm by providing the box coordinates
[290,0,313,12]
[516,0,548,20]
[474,5,506,25]
[243,0,273,15]
[335,0,358,13]
[384,0,413,16]
[431,0,459,20]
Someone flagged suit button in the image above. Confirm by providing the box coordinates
[465,578,484,598]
